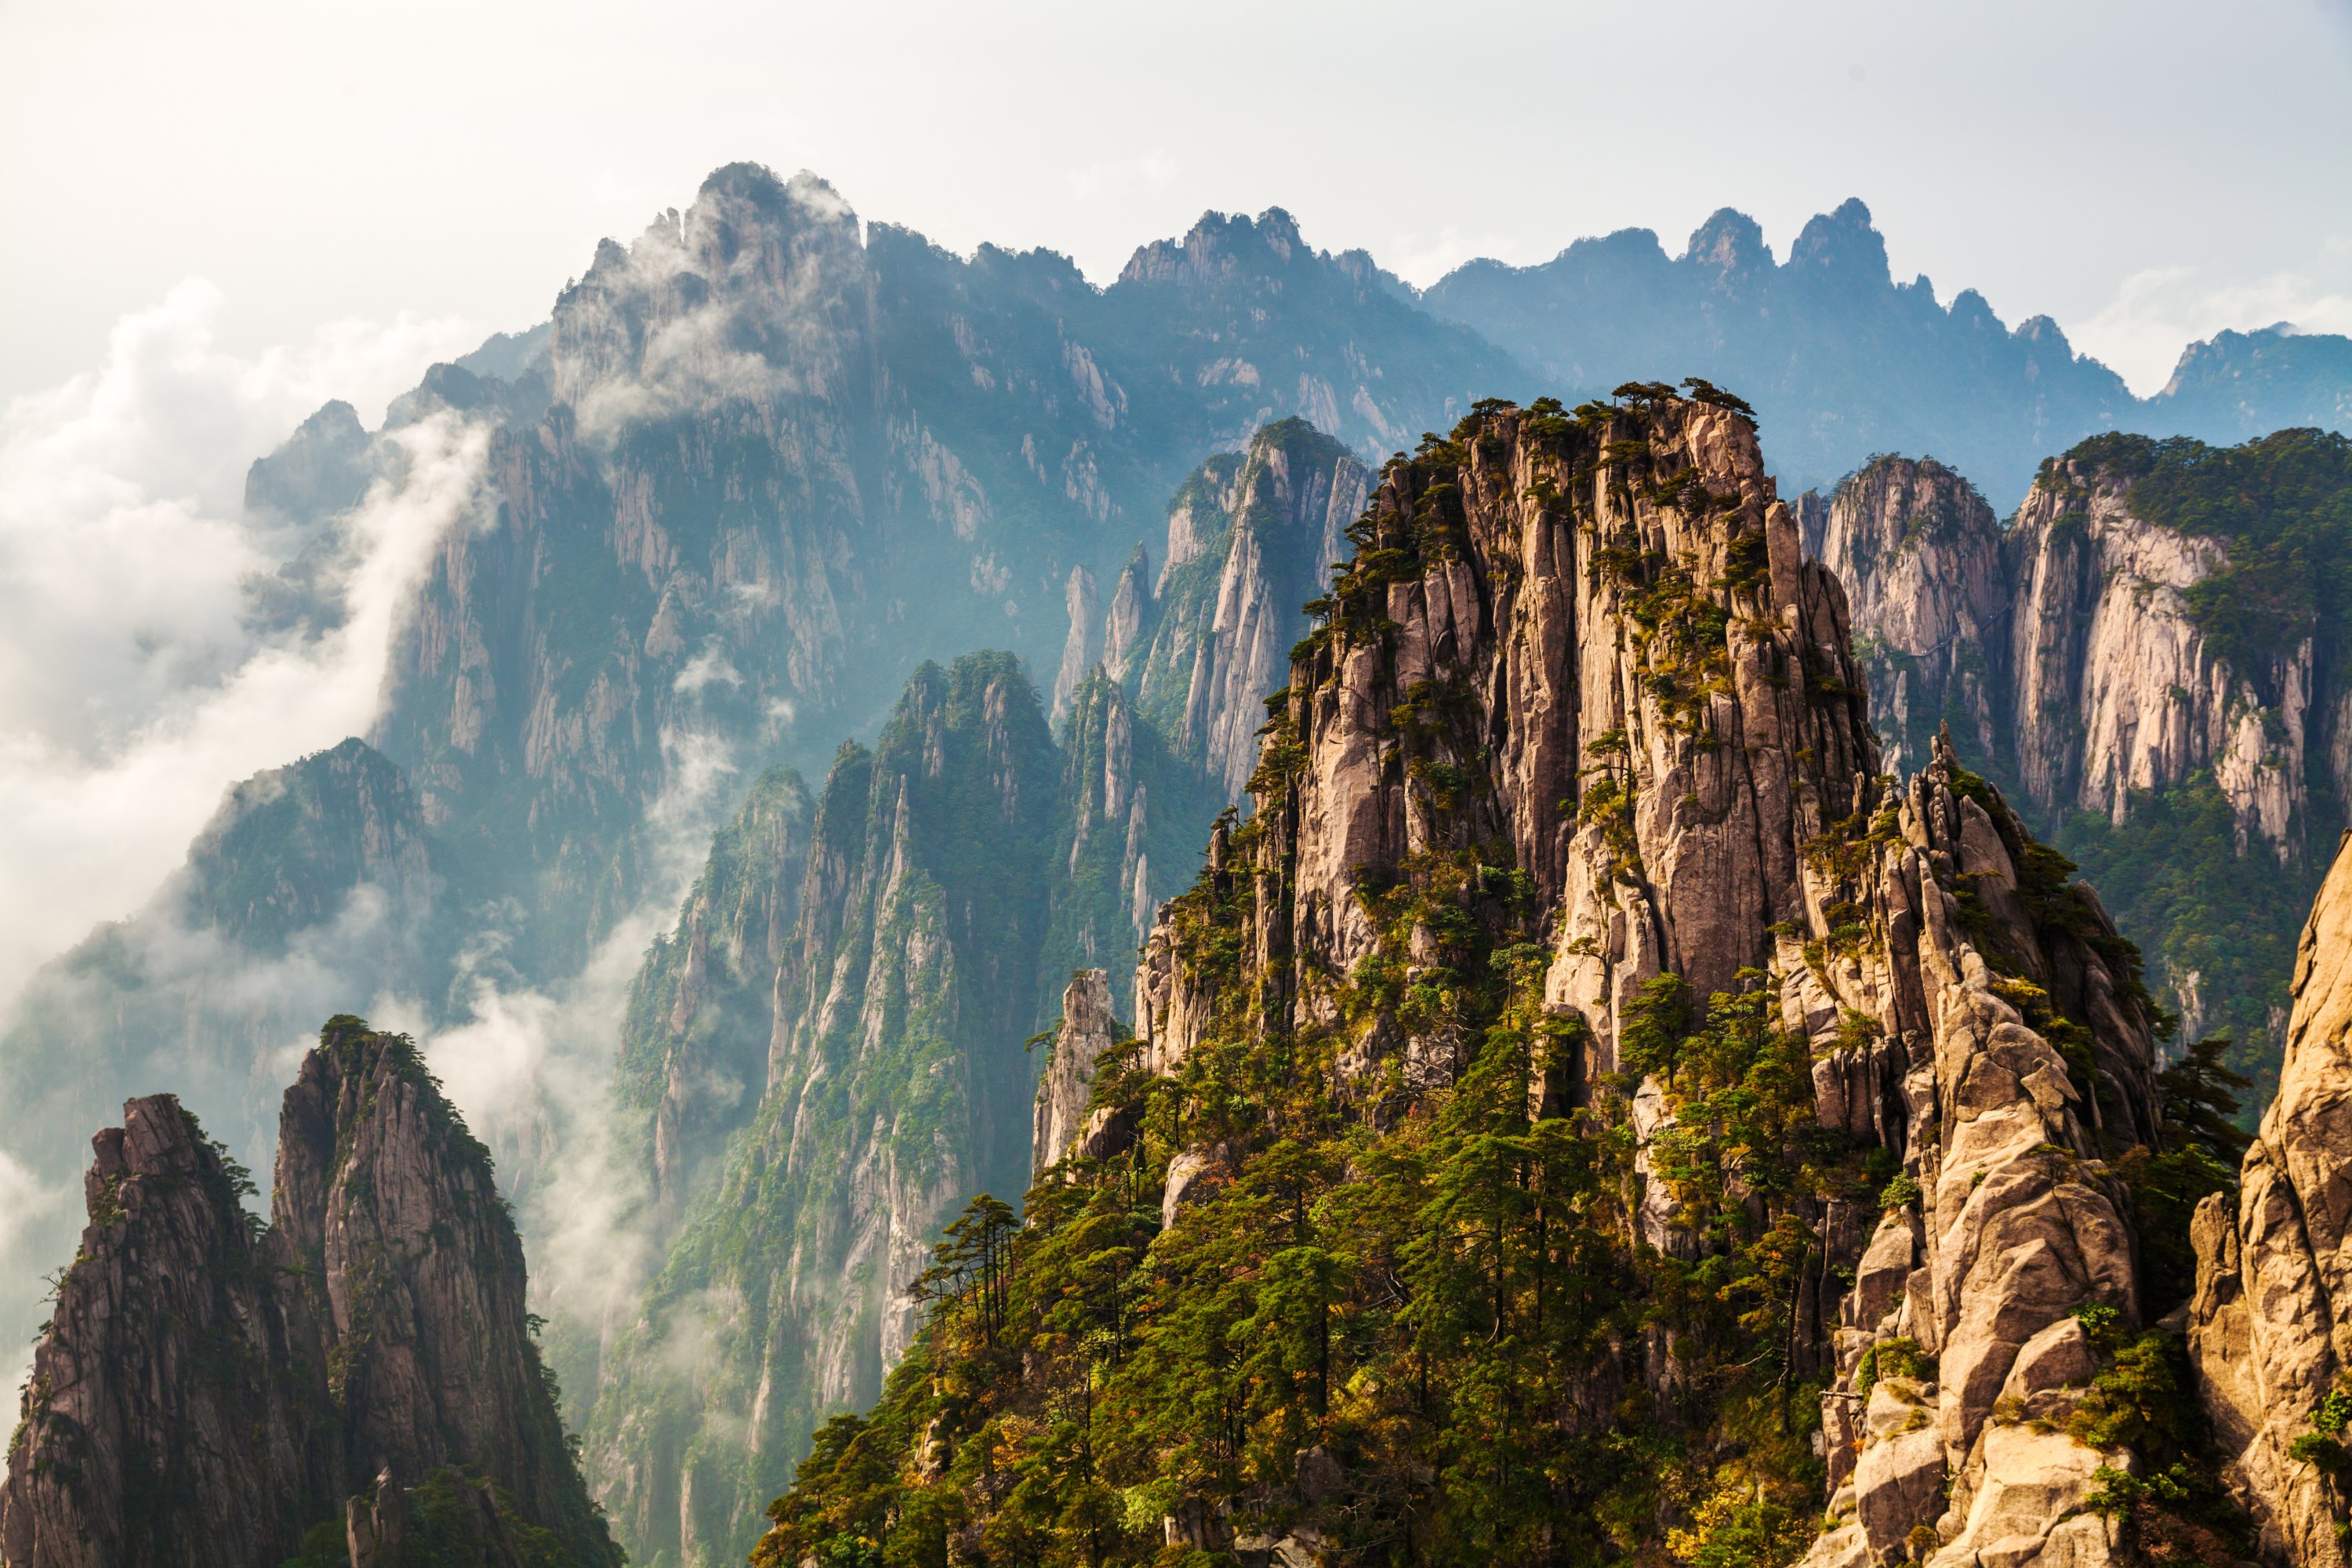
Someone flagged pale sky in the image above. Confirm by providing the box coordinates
[4,0,2350,408]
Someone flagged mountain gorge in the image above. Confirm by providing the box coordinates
[755,390,2235,1568]
[5,151,2352,1568]
[1816,429,2352,1111]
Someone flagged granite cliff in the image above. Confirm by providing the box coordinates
[1817,430,2352,1108]
[2190,830,2352,1568]
[581,653,1220,1566]
[0,1018,618,1568]
[753,390,2192,1568]
[0,739,441,1358]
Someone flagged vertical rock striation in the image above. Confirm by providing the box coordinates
[0,1098,331,1568]
[1129,416,1370,795]
[2190,831,2352,1568]
[1810,456,2009,775]
[1207,408,2159,1568]
[0,1018,618,1568]
[1033,968,1124,1177]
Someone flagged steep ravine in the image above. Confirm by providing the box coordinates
[1817,430,2352,1109]
[752,392,2193,1568]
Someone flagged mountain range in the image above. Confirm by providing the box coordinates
[5,158,2352,1568]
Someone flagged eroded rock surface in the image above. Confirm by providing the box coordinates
[2190,832,2352,1568]
[0,1018,616,1568]
[1034,968,1123,1175]
[1115,397,2161,1568]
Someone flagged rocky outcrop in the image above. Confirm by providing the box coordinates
[0,1018,618,1568]
[584,655,1063,1564]
[0,739,441,1365]
[1819,430,2352,1092]
[0,1097,332,1568]
[1051,564,1104,727]
[1033,968,1123,1176]
[1121,395,2161,1568]
[2189,832,2352,1568]
[1810,456,2009,775]
[2006,451,2307,853]
[365,165,1504,992]
[2150,326,2352,444]
[272,1021,601,1541]
[1128,417,1370,795]
[583,654,1225,1567]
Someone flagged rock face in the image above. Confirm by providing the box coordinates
[1126,395,2160,1566]
[1128,417,1372,796]
[1811,456,2009,776]
[748,392,2171,1568]
[2005,451,2305,850]
[1033,968,1123,1176]
[0,738,441,1362]
[613,764,815,1230]
[367,166,1505,990]
[1819,430,2352,1098]
[583,666,1215,1566]
[2151,326,2352,444]
[272,1022,597,1537]
[582,655,1113,1563]
[0,1097,332,1568]
[2189,832,2352,1568]
[0,1018,617,1568]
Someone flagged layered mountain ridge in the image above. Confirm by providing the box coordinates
[5,149,2350,1567]
[754,392,2205,1568]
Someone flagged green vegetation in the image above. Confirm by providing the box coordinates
[2063,1305,2254,1564]
[2053,771,2311,1121]
[279,1468,573,1567]
[747,398,1885,1568]
[2068,428,2352,680]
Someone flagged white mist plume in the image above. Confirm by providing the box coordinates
[0,282,482,998]
[420,722,746,1347]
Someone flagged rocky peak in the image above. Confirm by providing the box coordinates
[1811,456,2009,774]
[1138,393,2158,1563]
[1101,543,1152,682]
[274,1018,600,1544]
[1788,197,1892,288]
[751,392,2167,1568]
[1,1096,330,1568]
[1130,417,1370,795]
[1116,208,1307,288]
[1051,562,1104,727]
[1684,206,1771,280]
[1,1019,619,1567]
[615,765,815,1231]
[175,735,434,953]
[550,160,870,415]
[243,397,372,533]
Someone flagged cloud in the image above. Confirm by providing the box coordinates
[419,719,743,1341]
[2067,257,2352,397]
[0,280,490,1000]
[0,1149,74,1410]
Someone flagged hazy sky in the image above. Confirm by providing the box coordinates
[5,0,2350,408]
